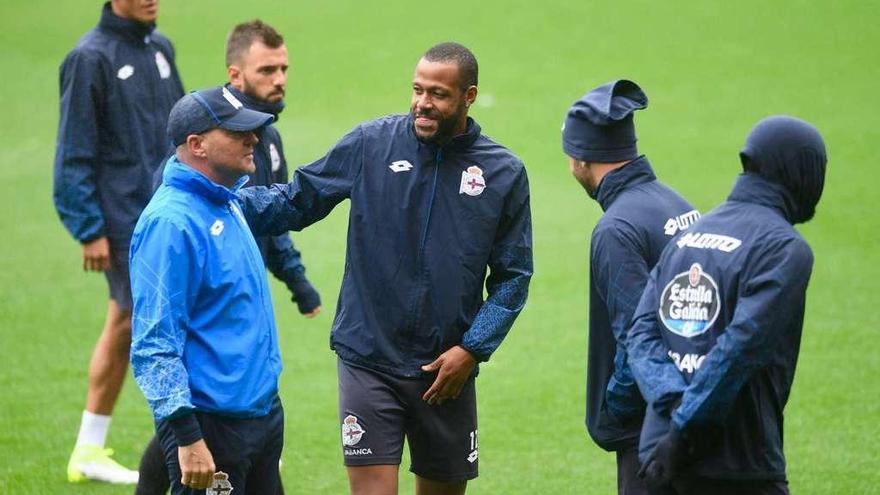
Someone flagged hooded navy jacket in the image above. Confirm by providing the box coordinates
[628,173,815,480]
[53,2,184,245]
[586,156,698,451]
[239,114,532,377]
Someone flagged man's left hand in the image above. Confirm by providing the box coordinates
[638,424,690,488]
[291,279,321,316]
[421,345,476,405]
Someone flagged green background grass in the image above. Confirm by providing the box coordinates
[1,0,878,493]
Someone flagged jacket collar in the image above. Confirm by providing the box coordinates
[727,173,797,223]
[594,155,656,211]
[163,156,249,205]
[224,83,285,121]
[408,114,482,152]
[98,2,155,45]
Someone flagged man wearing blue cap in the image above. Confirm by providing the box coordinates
[627,116,827,495]
[562,80,698,495]
[54,0,184,484]
[130,86,283,494]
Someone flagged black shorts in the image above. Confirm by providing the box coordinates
[104,243,132,311]
[672,477,789,495]
[337,359,478,482]
[155,397,284,495]
[617,447,674,495]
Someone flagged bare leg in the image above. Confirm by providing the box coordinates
[347,465,399,495]
[85,300,132,415]
[415,476,466,495]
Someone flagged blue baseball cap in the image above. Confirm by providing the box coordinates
[167,86,274,146]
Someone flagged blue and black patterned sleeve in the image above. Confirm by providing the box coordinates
[52,48,106,242]
[671,237,813,430]
[627,262,689,411]
[591,224,651,418]
[461,166,533,361]
[130,216,201,423]
[264,137,307,287]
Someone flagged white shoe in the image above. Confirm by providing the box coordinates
[67,444,139,484]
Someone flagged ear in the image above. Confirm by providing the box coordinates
[227,64,243,90]
[186,134,208,158]
[465,85,478,108]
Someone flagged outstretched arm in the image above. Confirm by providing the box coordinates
[237,126,364,236]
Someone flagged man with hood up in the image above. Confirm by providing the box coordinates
[627,116,828,495]
[562,79,699,495]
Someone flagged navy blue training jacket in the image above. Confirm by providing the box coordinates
[53,2,184,245]
[239,114,533,377]
[586,157,698,452]
[628,173,814,480]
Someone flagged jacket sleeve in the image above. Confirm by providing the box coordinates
[52,49,106,242]
[266,233,307,287]
[461,165,533,361]
[671,237,814,430]
[129,216,202,422]
[264,137,307,286]
[237,126,364,236]
[627,262,689,412]
[590,224,650,418]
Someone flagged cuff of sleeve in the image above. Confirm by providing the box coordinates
[168,413,202,446]
[459,343,485,362]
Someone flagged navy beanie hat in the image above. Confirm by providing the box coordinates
[562,79,648,163]
[739,115,827,224]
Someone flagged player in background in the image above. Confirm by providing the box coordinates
[562,79,698,495]
[134,19,319,495]
[627,116,827,495]
[237,42,533,495]
[53,0,184,484]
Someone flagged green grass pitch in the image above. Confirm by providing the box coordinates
[1,1,878,493]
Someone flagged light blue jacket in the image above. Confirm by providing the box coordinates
[130,156,282,422]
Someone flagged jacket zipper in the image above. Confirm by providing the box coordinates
[402,149,443,371]
[229,202,276,356]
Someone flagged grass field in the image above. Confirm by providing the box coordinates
[1,1,879,493]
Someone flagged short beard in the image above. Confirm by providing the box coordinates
[412,103,466,145]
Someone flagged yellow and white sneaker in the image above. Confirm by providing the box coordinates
[67,444,139,484]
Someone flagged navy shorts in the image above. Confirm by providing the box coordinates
[104,243,132,311]
[156,397,284,495]
[337,359,478,482]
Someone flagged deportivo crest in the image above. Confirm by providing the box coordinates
[206,471,233,495]
[342,415,365,447]
[269,143,281,172]
[659,263,720,338]
[154,51,171,79]
[459,166,486,196]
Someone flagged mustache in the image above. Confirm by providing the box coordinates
[413,108,439,119]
